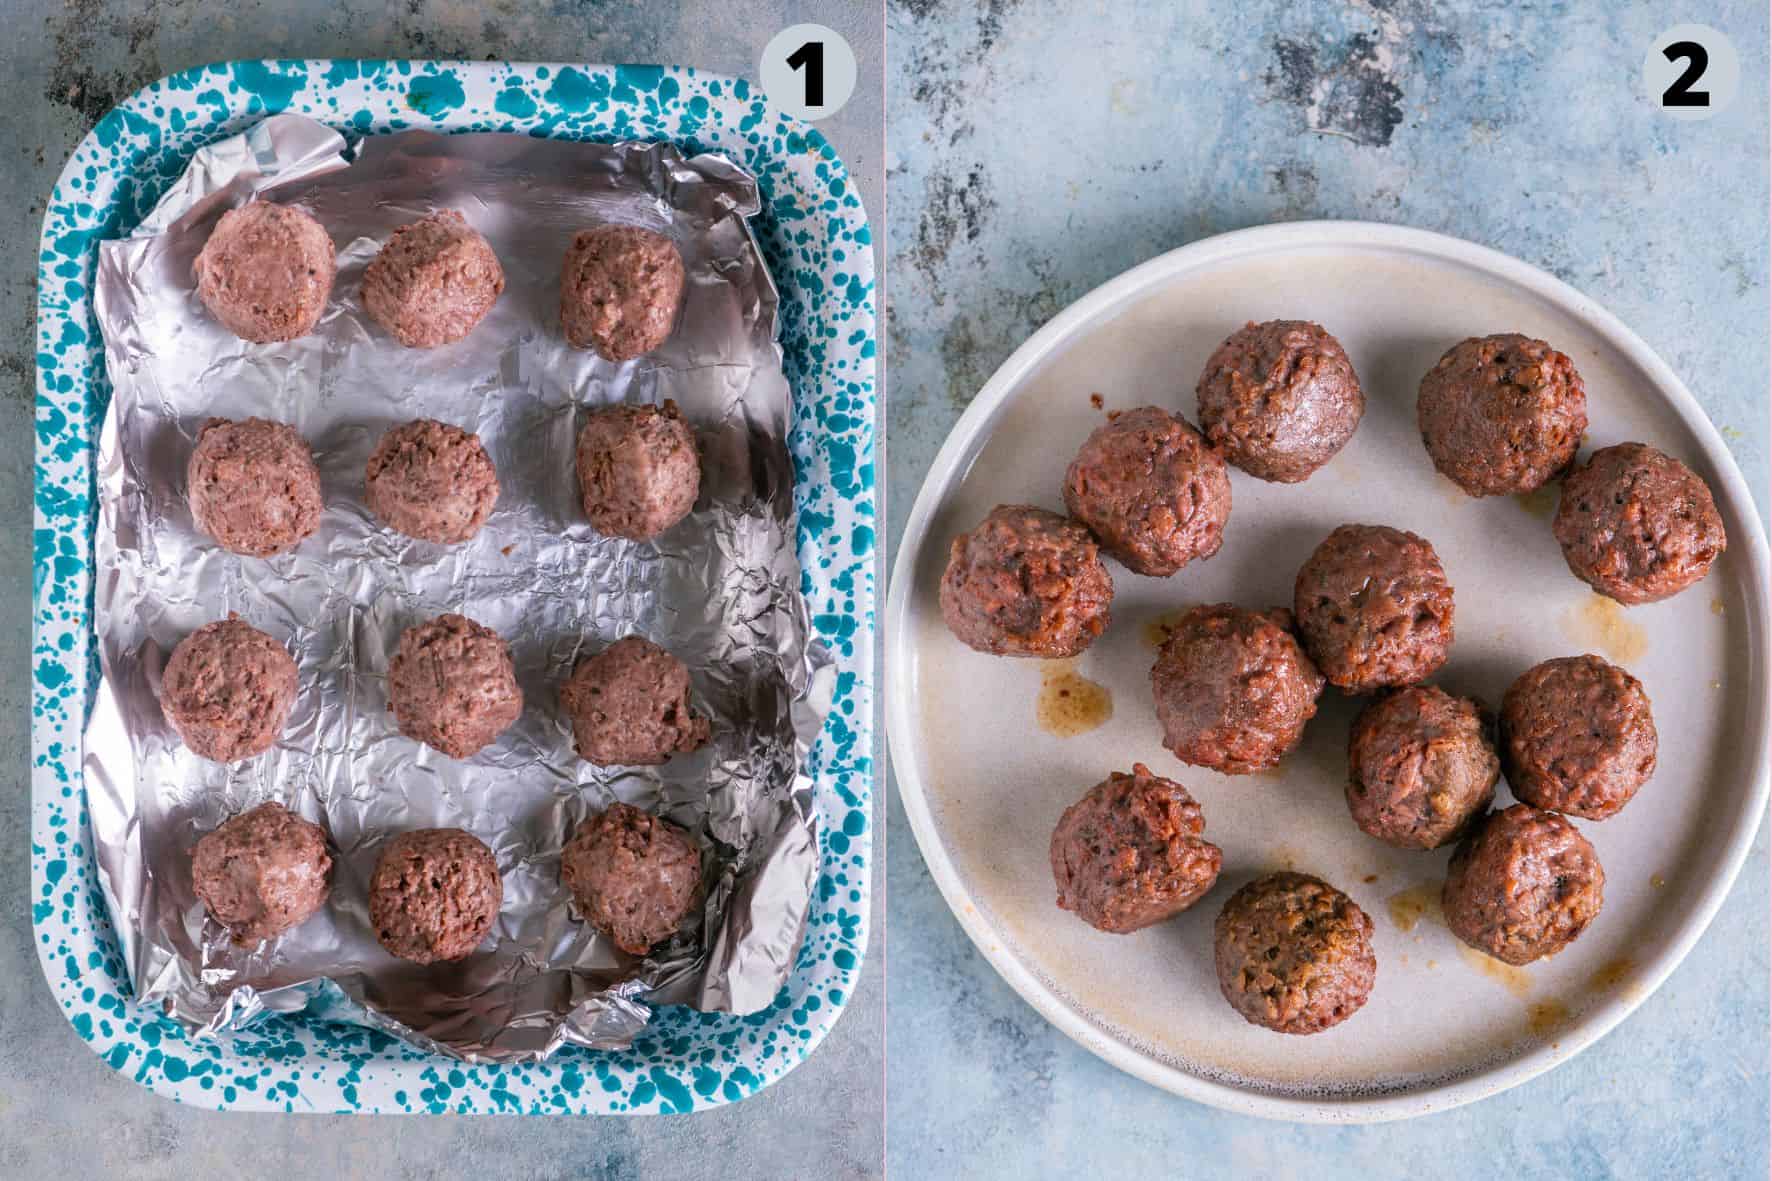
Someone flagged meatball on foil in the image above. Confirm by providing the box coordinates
[1050,764,1222,933]
[1195,320,1364,483]
[1347,685,1498,850]
[369,828,502,964]
[575,400,701,541]
[1443,805,1604,965]
[939,505,1113,658]
[387,614,524,759]
[1062,406,1232,577]
[192,201,335,343]
[1293,523,1454,694]
[1554,442,1726,605]
[560,224,686,361]
[361,210,504,348]
[186,417,323,557]
[1417,333,1587,497]
[1214,872,1376,1035]
[1501,654,1657,821]
[160,615,298,763]
[561,802,704,955]
[365,418,500,544]
[558,635,711,766]
[1150,604,1324,775]
[191,802,331,944]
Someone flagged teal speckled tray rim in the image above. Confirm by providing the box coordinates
[30,59,875,1115]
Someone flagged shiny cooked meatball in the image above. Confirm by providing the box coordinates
[361,210,505,347]
[1346,686,1498,849]
[1061,406,1232,577]
[365,418,500,544]
[1049,764,1223,934]
[940,505,1113,658]
[160,615,299,763]
[193,202,335,343]
[1500,655,1657,821]
[1195,320,1365,483]
[575,401,701,541]
[1554,442,1727,605]
[187,417,324,557]
[191,802,331,944]
[1443,804,1604,965]
[1213,872,1377,1035]
[386,614,524,758]
[558,636,711,766]
[561,802,703,955]
[1150,604,1324,774]
[1293,524,1455,694]
[368,828,503,964]
[1417,333,1587,497]
[560,224,686,361]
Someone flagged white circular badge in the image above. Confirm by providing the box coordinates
[1644,24,1740,121]
[760,23,858,123]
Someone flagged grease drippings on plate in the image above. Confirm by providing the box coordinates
[1141,607,1194,650]
[1036,659,1112,737]
[1526,999,1571,1037]
[1590,957,1636,993]
[1459,944,1532,997]
[1561,593,1649,664]
[1387,881,1443,933]
[1514,484,1559,519]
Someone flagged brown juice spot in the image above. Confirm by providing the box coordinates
[1387,882,1443,933]
[1514,484,1559,520]
[1426,959,1439,970]
[1142,607,1193,650]
[1711,597,1726,615]
[1459,944,1532,997]
[1589,957,1636,992]
[1560,594,1648,664]
[1650,872,1667,889]
[1089,392,1105,411]
[1361,873,1379,884]
[1527,999,1570,1036]
[1036,661,1112,737]
[1261,845,1301,873]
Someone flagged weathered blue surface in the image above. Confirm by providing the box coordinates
[886,1,1769,1177]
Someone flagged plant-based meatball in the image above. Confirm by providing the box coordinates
[1195,320,1365,483]
[560,224,686,361]
[368,828,502,964]
[1213,872,1376,1035]
[191,802,332,944]
[1151,604,1324,774]
[575,401,701,541]
[192,202,335,343]
[1293,524,1455,694]
[1554,442,1727,605]
[558,636,711,766]
[365,418,500,544]
[1500,655,1657,821]
[387,614,524,758]
[560,802,703,955]
[1443,805,1604,965]
[1061,407,1232,577]
[1417,333,1587,497]
[160,615,299,763]
[940,505,1113,658]
[186,417,324,557]
[1347,686,1498,850]
[1050,764,1222,933]
[361,210,504,348]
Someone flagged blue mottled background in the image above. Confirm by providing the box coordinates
[886,1,1769,1177]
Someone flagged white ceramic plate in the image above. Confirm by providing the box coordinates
[886,221,1771,1123]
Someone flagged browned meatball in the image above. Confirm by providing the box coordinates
[1061,407,1232,577]
[193,202,335,343]
[1150,604,1324,774]
[1213,872,1376,1035]
[1500,655,1656,821]
[386,614,524,758]
[187,417,323,557]
[1347,686,1498,849]
[1443,805,1604,965]
[1417,334,1587,497]
[368,828,502,964]
[1049,764,1223,933]
[560,802,703,955]
[575,401,701,541]
[160,615,299,763]
[939,505,1113,658]
[365,418,500,544]
[560,224,686,361]
[558,636,711,766]
[1195,320,1365,483]
[1554,442,1727,605]
[1293,524,1454,694]
[191,802,331,944]
[361,210,504,348]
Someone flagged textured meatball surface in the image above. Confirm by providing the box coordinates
[387,614,524,758]
[1195,320,1365,483]
[1554,442,1727,604]
[161,615,299,763]
[559,636,711,766]
[369,828,502,964]
[1062,407,1232,577]
[560,224,686,360]
[575,401,701,541]
[366,418,500,544]
[361,210,504,347]
[1443,805,1604,965]
[193,202,335,342]
[1294,523,1455,693]
[939,505,1113,657]
[187,417,323,557]
[1347,686,1498,849]
[1501,654,1657,820]
[191,802,332,944]
[561,802,703,955]
[1213,872,1377,1035]
[1417,333,1587,496]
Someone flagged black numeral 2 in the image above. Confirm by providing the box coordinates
[1662,41,1711,107]
[787,40,825,106]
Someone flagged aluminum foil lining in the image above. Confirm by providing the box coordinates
[86,113,828,1063]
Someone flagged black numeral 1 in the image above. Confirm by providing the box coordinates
[787,40,825,106]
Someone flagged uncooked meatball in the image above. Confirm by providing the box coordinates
[558,636,710,766]
[187,417,323,557]
[193,202,335,342]
[368,828,502,964]
[939,505,1113,658]
[1500,655,1656,821]
[1049,764,1222,933]
[160,615,299,763]
[1061,406,1231,577]
[1346,686,1498,850]
[1417,333,1587,497]
[1554,442,1727,605]
[1443,804,1604,965]
[575,401,701,541]
[1150,604,1323,774]
[1195,320,1365,483]
[191,802,331,944]
[365,418,500,544]
[361,210,504,347]
[560,802,703,955]
[560,224,686,361]
[387,614,524,758]
[1293,524,1454,693]
[1213,872,1376,1035]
